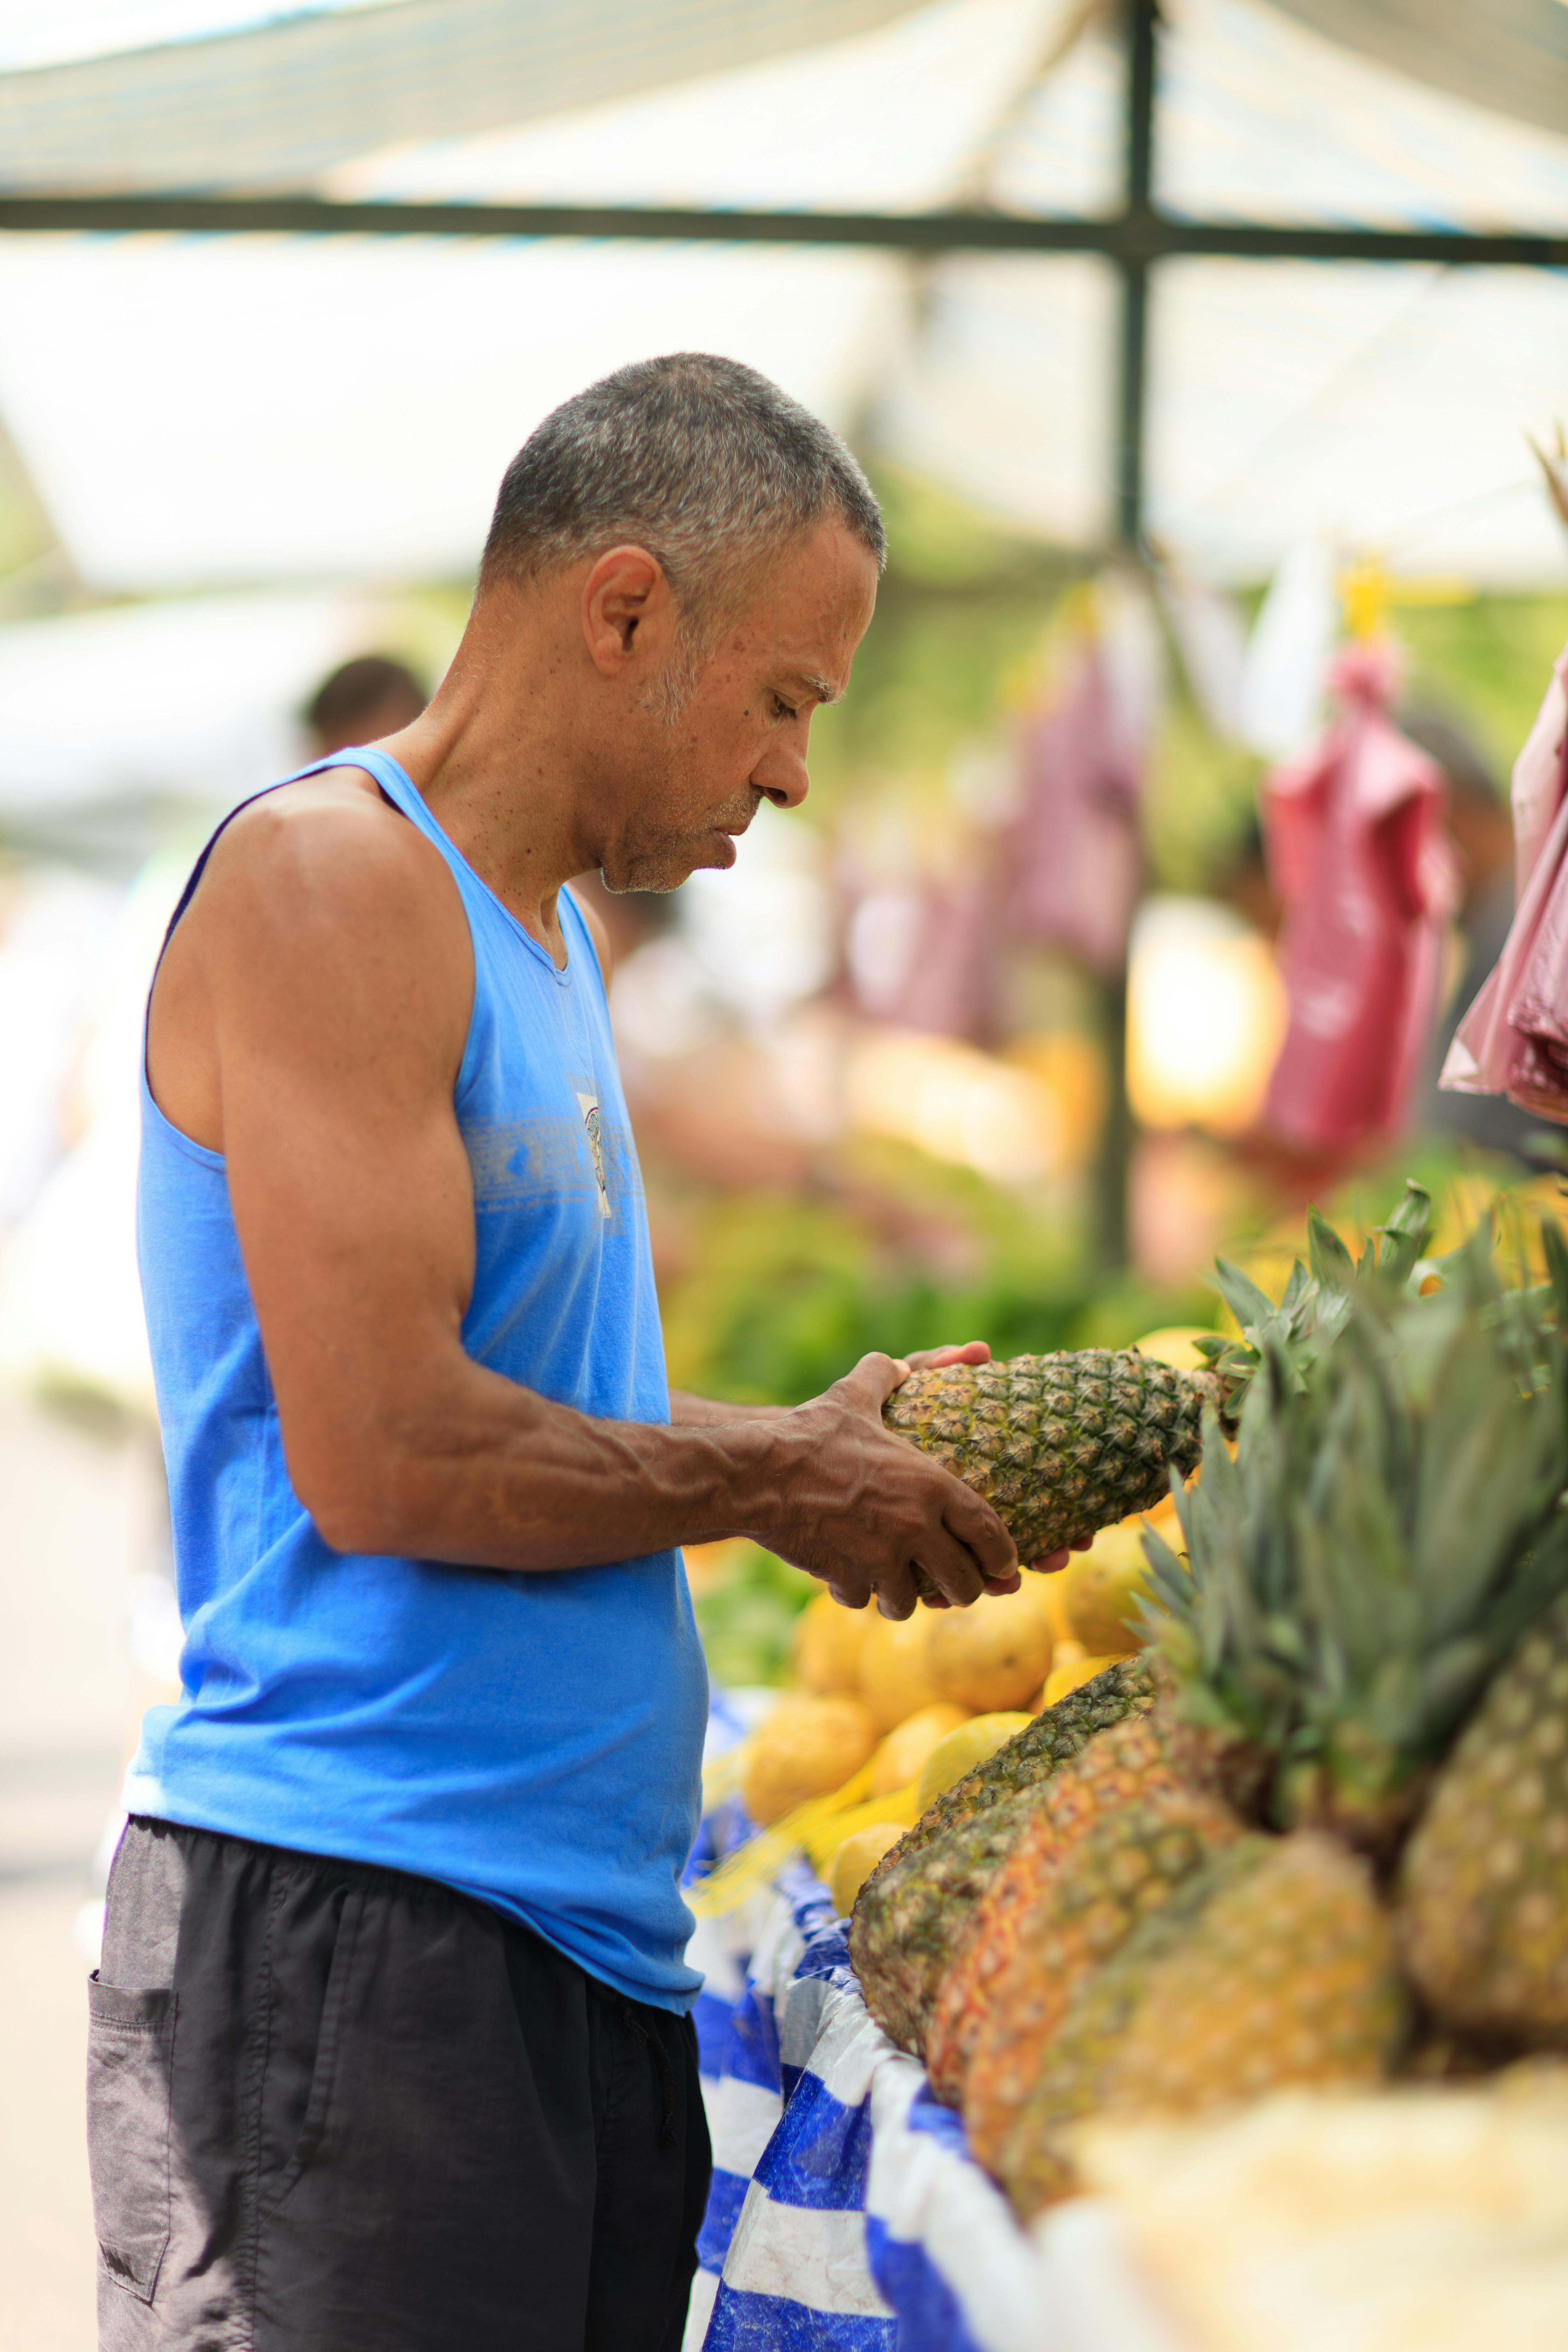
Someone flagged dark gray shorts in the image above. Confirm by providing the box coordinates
[88,1817,710,2352]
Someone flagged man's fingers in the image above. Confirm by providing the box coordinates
[873,1563,920,1621]
[834,1351,913,1413]
[1029,1547,1071,1575]
[910,1526,986,1609]
[938,1478,1018,1582]
[903,1340,992,1374]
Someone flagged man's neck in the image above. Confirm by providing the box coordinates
[381,595,597,959]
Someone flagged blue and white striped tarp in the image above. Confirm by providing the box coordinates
[683,1839,1051,2352]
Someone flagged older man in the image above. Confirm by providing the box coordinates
[91,355,1041,2352]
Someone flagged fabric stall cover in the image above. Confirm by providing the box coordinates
[1261,642,1457,1155]
[1441,643,1568,1119]
[1003,613,1152,981]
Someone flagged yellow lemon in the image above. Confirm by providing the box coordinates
[741,1694,879,1827]
[1063,1520,1156,1657]
[869,1701,970,1797]
[915,1712,1032,1815]
[859,1609,947,1732]
[793,1591,874,1695]
[928,1583,1055,1712]
[829,1821,907,1918]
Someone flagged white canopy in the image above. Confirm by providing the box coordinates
[0,0,1565,600]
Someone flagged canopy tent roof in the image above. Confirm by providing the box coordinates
[0,0,1566,602]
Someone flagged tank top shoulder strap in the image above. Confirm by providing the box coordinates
[158,746,448,965]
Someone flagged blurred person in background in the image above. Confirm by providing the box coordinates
[303,651,427,753]
[93,355,1042,2352]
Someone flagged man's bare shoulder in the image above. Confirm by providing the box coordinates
[150,768,474,1149]
[198,769,458,934]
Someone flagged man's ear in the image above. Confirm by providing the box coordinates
[582,545,669,677]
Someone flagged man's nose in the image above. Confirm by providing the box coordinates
[754,740,810,811]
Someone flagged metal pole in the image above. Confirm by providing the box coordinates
[1115,0,1158,553]
[1093,0,1159,1269]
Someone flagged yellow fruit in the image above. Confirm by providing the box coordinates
[929,1586,1055,1712]
[1043,1652,1122,1708]
[830,1821,908,1917]
[1131,1326,1212,1372]
[742,1694,879,1826]
[793,1591,874,1695]
[915,1712,1033,1814]
[1064,1521,1156,1657]
[1039,1573,1076,1646]
[860,1609,947,1732]
[870,1701,971,1797]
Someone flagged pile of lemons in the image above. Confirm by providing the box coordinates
[735,1518,1181,1917]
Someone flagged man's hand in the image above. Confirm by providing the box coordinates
[883,1339,1079,1583]
[738,1353,1018,1620]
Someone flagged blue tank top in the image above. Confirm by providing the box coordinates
[128,748,709,2011]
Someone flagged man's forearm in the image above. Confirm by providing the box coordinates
[304,1357,790,1572]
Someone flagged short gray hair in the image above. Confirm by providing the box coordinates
[480,353,885,638]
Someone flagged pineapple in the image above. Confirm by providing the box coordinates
[879,1197,1348,1583]
[997,1832,1404,2216]
[1143,1197,1568,1853]
[848,1658,1153,2054]
[925,1710,1191,2108]
[1399,1586,1568,2044]
[958,1782,1242,2178]
[883,1348,1222,1563]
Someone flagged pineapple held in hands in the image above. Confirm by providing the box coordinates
[882,1348,1222,1564]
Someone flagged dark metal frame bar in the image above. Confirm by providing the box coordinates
[2,2,1561,542]
[1,192,1560,270]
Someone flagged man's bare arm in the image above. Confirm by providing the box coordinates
[146,788,1017,1617]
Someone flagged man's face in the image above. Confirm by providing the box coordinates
[600,517,878,893]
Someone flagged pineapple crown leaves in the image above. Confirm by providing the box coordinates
[1190,1184,1435,1418]
[1141,1197,1568,1833]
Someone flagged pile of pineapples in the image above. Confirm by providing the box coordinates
[850,1185,1568,2220]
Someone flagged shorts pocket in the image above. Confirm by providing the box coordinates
[270,1883,365,2201]
[86,1977,177,2304]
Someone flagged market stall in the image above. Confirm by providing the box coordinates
[680,1175,1568,2352]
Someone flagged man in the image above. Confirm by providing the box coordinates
[91,355,1055,2352]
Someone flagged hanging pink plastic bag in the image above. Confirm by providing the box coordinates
[1263,643,1457,1154]
[1006,641,1144,978]
[1441,647,1568,1118]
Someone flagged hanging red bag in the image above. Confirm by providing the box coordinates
[1262,643,1457,1155]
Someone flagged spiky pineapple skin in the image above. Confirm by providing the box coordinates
[1099,1829,1404,2117]
[960,1783,1243,2178]
[996,1831,1401,2215]
[849,1658,1153,2054]
[1399,1590,1568,2044]
[925,1710,1191,2107]
[883,1349,1216,1560]
[992,1835,1260,2213]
